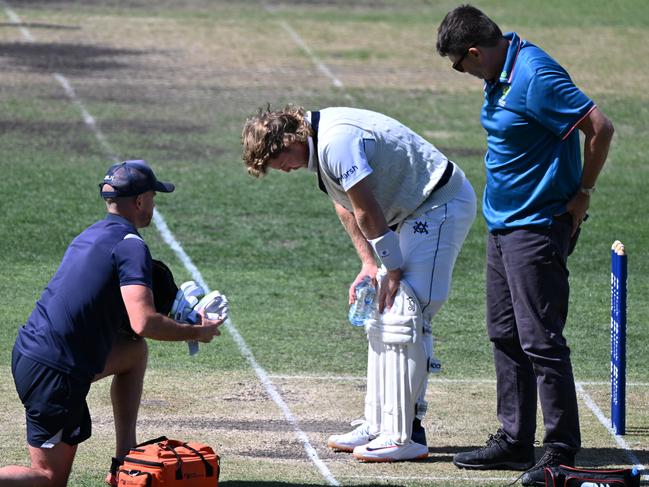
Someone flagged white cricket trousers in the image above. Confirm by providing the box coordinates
[368,174,476,435]
[399,176,476,323]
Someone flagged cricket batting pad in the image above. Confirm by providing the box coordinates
[363,268,386,437]
[380,279,428,444]
[364,316,383,437]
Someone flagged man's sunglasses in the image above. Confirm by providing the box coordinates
[452,44,477,72]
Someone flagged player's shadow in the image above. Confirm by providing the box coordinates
[427,445,649,468]
[578,447,649,467]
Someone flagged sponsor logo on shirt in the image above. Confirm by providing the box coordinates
[336,165,358,184]
[498,85,511,107]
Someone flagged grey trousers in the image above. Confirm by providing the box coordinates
[486,213,580,452]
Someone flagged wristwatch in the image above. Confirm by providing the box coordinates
[579,186,596,196]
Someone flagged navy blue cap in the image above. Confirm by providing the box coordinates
[99,160,175,198]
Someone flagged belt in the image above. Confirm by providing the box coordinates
[432,161,454,193]
[388,161,455,232]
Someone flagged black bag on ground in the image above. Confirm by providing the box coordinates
[545,464,640,487]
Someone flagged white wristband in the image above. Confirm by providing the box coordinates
[369,230,403,270]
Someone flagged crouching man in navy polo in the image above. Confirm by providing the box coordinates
[0,160,224,487]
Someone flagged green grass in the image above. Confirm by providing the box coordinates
[1,0,648,485]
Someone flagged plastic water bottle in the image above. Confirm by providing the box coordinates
[348,277,376,327]
[187,339,199,356]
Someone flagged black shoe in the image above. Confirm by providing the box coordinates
[453,429,534,471]
[521,447,575,487]
[412,417,427,446]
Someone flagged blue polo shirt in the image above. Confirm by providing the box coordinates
[481,32,595,230]
[14,214,152,382]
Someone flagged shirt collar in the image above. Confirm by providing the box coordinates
[485,32,522,91]
[105,213,139,233]
[500,32,522,83]
[305,111,317,173]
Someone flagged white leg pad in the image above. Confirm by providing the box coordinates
[364,321,382,436]
[378,279,428,444]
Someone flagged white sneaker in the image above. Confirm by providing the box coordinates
[327,420,376,452]
[353,435,428,462]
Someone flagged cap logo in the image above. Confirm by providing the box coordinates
[99,160,174,198]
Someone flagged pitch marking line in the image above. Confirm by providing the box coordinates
[1,3,340,486]
[576,383,645,472]
[272,374,647,475]
[271,374,496,384]
[270,374,649,387]
[263,3,355,104]
[341,474,514,483]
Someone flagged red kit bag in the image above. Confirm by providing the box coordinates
[116,436,219,486]
[544,464,640,487]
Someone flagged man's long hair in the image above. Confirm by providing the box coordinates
[241,104,312,178]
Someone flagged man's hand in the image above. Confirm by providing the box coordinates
[378,268,402,313]
[349,263,379,304]
[194,309,225,343]
[565,192,590,236]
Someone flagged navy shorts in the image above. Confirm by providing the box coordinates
[12,346,92,448]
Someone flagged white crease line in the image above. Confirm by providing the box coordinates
[154,214,339,486]
[263,3,356,104]
[151,211,210,291]
[576,383,645,472]
[2,4,339,486]
[1,1,119,161]
[277,19,344,88]
[271,375,648,387]
[341,474,514,483]
[273,374,648,475]
[579,380,649,387]
[53,74,119,161]
[1,1,33,41]
[270,374,497,384]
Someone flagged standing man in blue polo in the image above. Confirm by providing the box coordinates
[0,160,224,487]
[436,5,614,486]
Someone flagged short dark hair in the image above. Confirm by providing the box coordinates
[436,4,502,57]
